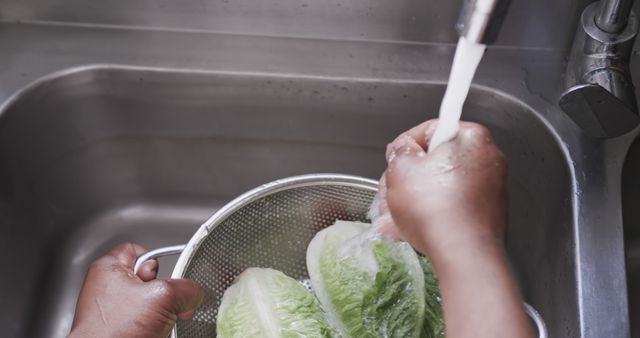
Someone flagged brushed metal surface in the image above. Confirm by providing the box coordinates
[0,0,638,337]
[0,0,590,49]
[0,66,576,337]
[623,137,640,338]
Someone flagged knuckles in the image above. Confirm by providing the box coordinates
[148,280,178,304]
[462,123,492,141]
[88,255,115,273]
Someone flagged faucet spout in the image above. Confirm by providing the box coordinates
[456,0,511,44]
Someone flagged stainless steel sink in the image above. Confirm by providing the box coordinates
[0,66,577,337]
[623,137,640,338]
[0,0,637,337]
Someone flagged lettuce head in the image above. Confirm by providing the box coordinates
[306,220,436,338]
[216,267,333,338]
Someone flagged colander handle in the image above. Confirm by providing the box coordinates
[524,302,547,338]
[133,244,186,274]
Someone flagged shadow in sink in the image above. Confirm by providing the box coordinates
[0,66,577,338]
[622,139,640,338]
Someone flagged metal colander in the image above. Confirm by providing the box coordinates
[135,174,378,338]
[134,173,547,338]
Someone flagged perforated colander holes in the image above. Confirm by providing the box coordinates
[177,182,376,337]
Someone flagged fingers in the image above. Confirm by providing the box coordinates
[368,174,389,221]
[384,137,427,207]
[153,279,205,320]
[457,122,494,145]
[137,260,159,282]
[385,119,496,159]
[387,135,426,170]
[385,134,425,187]
[376,214,403,240]
[108,242,149,269]
[422,120,440,150]
[177,308,198,321]
[378,172,387,196]
[386,120,438,159]
[370,172,404,241]
[400,119,439,148]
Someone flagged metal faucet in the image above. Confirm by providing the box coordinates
[456,0,511,44]
[559,0,640,138]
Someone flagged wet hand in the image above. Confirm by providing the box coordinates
[372,119,507,262]
[68,243,204,338]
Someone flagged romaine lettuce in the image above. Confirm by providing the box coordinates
[306,220,430,338]
[216,267,333,338]
[418,255,445,338]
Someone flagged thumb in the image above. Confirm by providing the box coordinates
[158,279,205,320]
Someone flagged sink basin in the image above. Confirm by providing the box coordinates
[0,66,577,337]
[622,138,640,338]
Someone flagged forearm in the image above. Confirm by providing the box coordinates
[430,240,535,338]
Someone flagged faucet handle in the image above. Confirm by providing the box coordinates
[559,83,640,138]
[559,1,639,138]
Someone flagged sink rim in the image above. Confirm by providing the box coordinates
[0,62,571,157]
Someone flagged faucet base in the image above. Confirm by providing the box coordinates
[560,84,640,138]
[559,1,639,138]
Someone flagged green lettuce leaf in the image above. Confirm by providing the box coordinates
[418,255,445,338]
[216,267,333,338]
[306,221,427,338]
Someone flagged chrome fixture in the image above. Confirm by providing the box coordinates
[456,0,512,44]
[560,0,640,138]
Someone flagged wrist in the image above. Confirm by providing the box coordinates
[415,216,505,262]
[429,239,508,281]
[68,324,114,338]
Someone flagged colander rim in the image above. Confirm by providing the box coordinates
[170,173,378,281]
